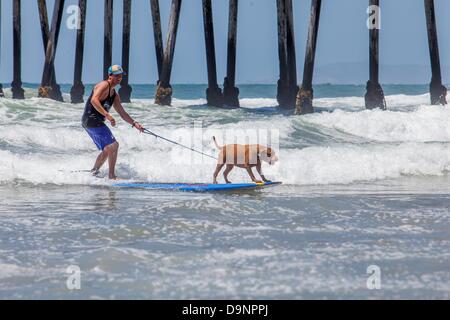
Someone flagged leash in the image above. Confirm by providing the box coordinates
[142,128,218,160]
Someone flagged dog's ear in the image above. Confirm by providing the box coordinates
[257,146,267,156]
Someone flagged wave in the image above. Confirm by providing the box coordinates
[278,143,450,185]
[1,92,450,186]
[304,105,450,142]
[1,142,449,186]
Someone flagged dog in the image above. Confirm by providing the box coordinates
[212,137,278,184]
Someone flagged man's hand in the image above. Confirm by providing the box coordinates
[106,113,116,127]
[133,121,145,133]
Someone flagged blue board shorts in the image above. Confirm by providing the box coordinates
[84,125,117,151]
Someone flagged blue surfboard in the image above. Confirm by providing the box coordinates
[112,181,282,192]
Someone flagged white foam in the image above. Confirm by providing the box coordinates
[172,98,207,108]
[275,143,450,185]
[240,98,279,108]
[0,263,36,279]
[385,93,430,108]
[1,92,450,186]
[314,96,364,110]
[1,139,450,186]
[0,125,92,151]
[0,150,109,185]
[313,93,430,111]
[305,105,450,142]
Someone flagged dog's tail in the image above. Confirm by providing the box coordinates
[212,136,222,150]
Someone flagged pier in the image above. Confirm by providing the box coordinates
[0,0,447,113]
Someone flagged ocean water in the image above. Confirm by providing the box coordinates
[1,84,450,299]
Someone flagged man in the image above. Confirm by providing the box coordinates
[82,65,144,180]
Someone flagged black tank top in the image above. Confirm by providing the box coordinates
[82,81,116,128]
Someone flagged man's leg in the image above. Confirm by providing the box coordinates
[93,150,109,173]
[105,142,119,179]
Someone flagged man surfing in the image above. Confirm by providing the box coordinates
[82,65,144,180]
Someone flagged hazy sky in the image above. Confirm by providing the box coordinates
[1,0,450,84]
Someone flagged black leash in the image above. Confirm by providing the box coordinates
[142,128,218,160]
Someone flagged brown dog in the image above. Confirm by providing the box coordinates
[212,137,278,184]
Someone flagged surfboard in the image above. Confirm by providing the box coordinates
[112,181,282,192]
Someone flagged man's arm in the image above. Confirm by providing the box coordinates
[113,94,144,131]
[91,82,116,126]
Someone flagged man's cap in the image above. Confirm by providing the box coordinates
[108,65,126,75]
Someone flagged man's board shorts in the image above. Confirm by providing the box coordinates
[84,125,116,151]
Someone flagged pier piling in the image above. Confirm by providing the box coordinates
[202,0,223,107]
[37,0,63,101]
[276,0,289,108]
[104,0,113,80]
[119,0,133,102]
[38,0,65,101]
[223,0,240,108]
[12,0,25,99]
[424,0,447,105]
[155,0,182,106]
[70,0,87,104]
[364,0,386,110]
[296,0,321,115]
[150,0,164,80]
[285,0,299,108]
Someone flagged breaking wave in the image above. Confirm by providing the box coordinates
[1,89,449,186]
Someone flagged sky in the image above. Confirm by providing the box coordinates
[1,0,450,84]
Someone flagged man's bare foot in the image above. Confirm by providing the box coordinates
[109,176,120,180]
[91,168,100,177]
